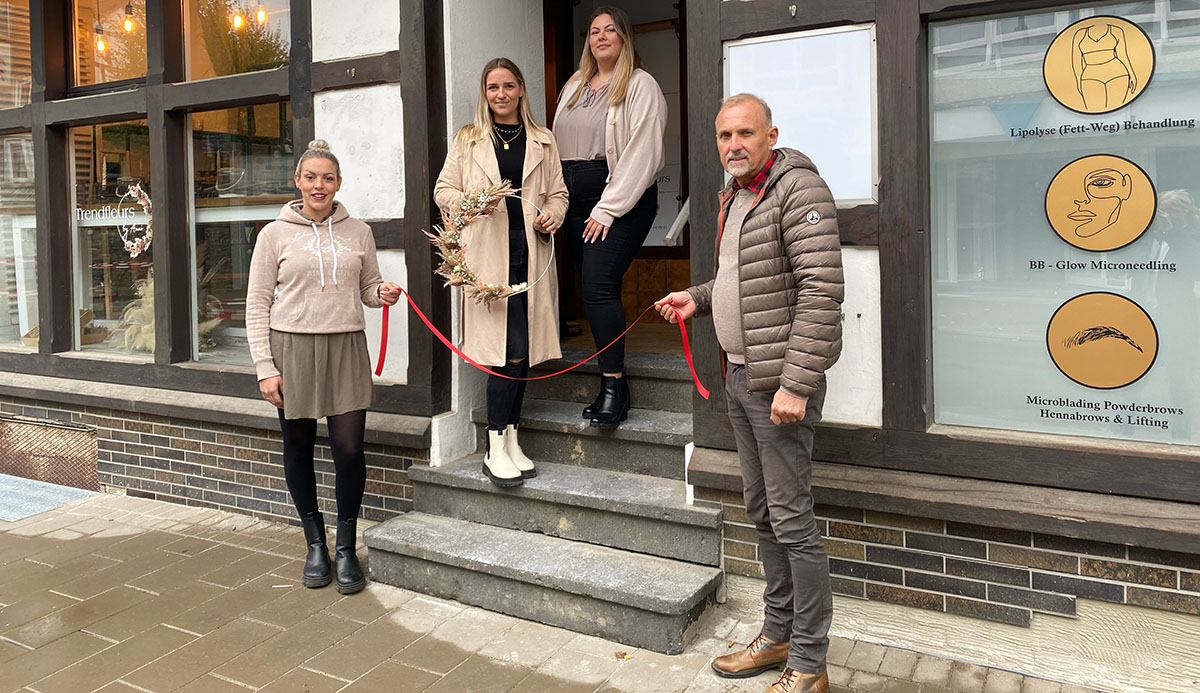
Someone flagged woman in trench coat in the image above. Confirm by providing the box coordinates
[434,57,568,487]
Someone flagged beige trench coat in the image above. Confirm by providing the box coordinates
[434,127,569,367]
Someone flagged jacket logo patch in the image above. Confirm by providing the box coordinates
[806,210,822,225]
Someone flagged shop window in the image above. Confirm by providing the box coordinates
[73,0,147,86]
[185,0,290,81]
[0,2,33,108]
[0,131,35,348]
[724,24,877,203]
[191,102,293,365]
[71,119,152,357]
[930,1,1200,447]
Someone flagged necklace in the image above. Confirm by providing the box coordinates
[495,123,523,150]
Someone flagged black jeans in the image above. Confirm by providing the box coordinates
[485,226,530,430]
[562,159,657,374]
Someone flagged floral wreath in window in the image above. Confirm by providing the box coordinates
[426,181,554,307]
[117,182,154,258]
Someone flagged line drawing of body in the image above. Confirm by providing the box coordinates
[1071,22,1137,110]
[1069,167,1132,237]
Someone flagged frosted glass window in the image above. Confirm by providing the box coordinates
[724,25,877,203]
[930,1,1200,447]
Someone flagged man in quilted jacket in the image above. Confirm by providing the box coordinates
[657,93,844,693]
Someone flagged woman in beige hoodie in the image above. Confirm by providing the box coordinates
[553,6,668,429]
[245,140,401,595]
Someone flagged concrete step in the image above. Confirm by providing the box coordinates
[526,349,695,413]
[410,457,722,566]
[472,399,691,480]
[364,512,722,654]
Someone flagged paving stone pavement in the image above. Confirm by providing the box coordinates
[0,492,1112,692]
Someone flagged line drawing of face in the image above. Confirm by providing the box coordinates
[1070,167,1132,237]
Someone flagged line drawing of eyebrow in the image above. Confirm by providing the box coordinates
[1064,326,1144,352]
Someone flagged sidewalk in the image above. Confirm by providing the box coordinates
[0,491,1106,692]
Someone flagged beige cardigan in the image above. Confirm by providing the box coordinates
[556,68,667,227]
[434,127,569,367]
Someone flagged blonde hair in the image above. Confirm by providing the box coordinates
[294,139,340,178]
[566,6,642,108]
[454,58,552,150]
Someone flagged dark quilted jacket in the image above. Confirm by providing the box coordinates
[688,148,844,397]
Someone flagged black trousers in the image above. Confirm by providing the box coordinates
[486,226,530,431]
[562,159,658,373]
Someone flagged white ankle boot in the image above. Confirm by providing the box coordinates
[505,425,537,479]
[483,430,523,487]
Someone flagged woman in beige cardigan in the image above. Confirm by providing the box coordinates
[554,6,668,429]
[435,57,568,487]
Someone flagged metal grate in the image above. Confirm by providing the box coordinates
[0,415,99,492]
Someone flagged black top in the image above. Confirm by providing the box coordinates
[493,123,527,230]
[493,122,528,274]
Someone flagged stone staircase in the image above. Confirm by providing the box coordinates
[364,350,724,654]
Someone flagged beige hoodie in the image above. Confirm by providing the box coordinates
[245,201,384,381]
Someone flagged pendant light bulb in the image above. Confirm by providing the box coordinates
[123,3,134,31]
[256,4,266,23]
[233,9,244,28]
[95,22,106,51]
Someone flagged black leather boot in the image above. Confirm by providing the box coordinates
[589,375,630,429]
[582,378,605,419]
[335,518,367,595]
[300,512,332,589]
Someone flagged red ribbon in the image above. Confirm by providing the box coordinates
[375,288,708,399]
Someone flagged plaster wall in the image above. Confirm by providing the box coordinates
[310,1,400,62]
[313,84,406,220]
[823,246,884,427]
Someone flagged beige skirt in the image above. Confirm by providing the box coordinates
[270,330,373,420]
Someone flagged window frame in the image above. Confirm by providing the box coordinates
[13,0,447,418]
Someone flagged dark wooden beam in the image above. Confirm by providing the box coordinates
[0,106,33,133]
[311,51,403,93]
[876,0,930,432]
[0,351,436,417]
[160,69,290,112]
[684,0,727,427]
[30,0,68,102]
[811,425,1200,506]
[290,0,315,149]
[31,111,71,353]
[838,205,879,246]
[720,0,876,42]
[43,90,148,125]
[401,0,449,414]
[145,0,184,86]
[920,0,1074,18]
[148,94,191,364]
[370,218,405,250]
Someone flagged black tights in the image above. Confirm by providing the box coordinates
[278,409,367,521]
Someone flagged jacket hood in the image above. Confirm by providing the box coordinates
[276,199,352,225]
[722,147,818,195]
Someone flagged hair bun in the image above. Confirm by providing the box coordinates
[307,139,331,151]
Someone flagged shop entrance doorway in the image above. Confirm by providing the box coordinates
[544,0,690,356]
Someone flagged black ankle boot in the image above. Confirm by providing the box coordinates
[582,378,605,419]
[589,375,630,429]
[335,518,367,595]
[300,512,332,588]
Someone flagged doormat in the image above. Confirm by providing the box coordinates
[0,473,95,522]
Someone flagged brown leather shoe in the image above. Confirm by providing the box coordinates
[711,633,789,679]
[766,667,829,693]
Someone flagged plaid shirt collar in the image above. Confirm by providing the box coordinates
[730,150,777,194]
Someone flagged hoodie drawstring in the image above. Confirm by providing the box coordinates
[309,216,339,289]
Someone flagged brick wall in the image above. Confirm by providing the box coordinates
[695,486,1200,627]
[0,395,427,525]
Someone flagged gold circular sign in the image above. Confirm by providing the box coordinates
[1046,292,1157,390]
[1045,154,1156,252]
[1043,16,1155,115]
